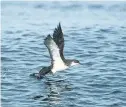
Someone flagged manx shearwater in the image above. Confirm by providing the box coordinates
[30,23,80,79]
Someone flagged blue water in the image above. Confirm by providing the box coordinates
[1,1,126,107]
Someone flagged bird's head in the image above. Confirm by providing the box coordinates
[70,59,80,66]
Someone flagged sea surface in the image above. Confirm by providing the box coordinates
[1,1,126,107]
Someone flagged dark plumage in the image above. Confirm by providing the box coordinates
[30,23,80,79]
[53,23,65,61]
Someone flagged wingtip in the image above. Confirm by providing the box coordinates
[44,34,51,40]
[47,34,51,37]
[59,22,61,26]
[58,22,62,31]
[47,34,52,38]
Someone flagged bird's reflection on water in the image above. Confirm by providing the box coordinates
[33,74,72,105]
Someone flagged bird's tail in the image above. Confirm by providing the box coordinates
[29,73,43,79]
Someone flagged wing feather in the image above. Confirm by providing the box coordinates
[53,23,65,60]
[44,34,63,65]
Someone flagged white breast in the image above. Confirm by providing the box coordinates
[51,59,68,73]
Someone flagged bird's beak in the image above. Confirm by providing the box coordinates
[79,62,83,65]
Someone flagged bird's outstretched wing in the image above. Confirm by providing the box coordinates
[53,23,65,60]
[44,34,63,65]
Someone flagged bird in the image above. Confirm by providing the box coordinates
[30,23,80,79]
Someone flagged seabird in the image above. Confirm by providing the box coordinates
[30,23,80,79]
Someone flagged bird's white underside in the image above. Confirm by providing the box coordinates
[48,38,79,74]
[50,43,68,73]
[51,59,68,73]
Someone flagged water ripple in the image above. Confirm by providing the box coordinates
[2,1,126,107]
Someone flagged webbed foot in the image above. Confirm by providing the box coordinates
[30,73,44,79]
